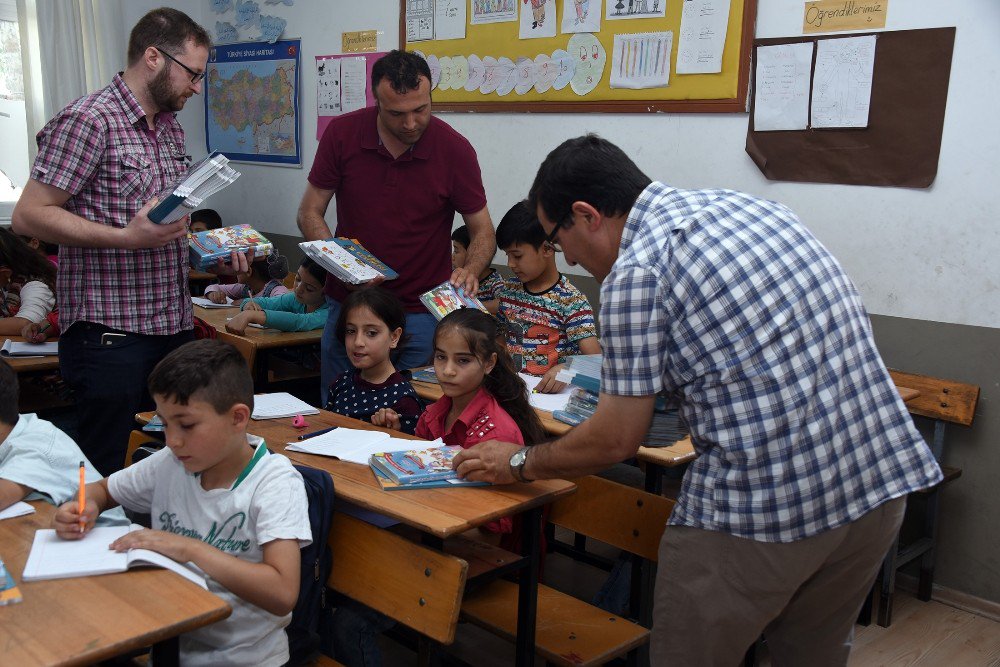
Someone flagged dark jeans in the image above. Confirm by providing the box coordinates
[59,321,193,476]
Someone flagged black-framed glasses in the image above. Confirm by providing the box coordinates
[155,47,206,84]
[543,218,564,252]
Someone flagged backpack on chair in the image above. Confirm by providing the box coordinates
[285,465,336,666]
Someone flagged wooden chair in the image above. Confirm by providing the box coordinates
[860,369,980,627]
[461,475,675,667]
[125,430,163,469]
[326,511,469,654]
[216,330,257,371]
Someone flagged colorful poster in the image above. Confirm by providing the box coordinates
[520,0,557,38]
[315,52,386,140]
[204,39,301,166]
[472,0,517,24]
[610,31,671,89]
[606,0,667,20]
[562,0,602,33]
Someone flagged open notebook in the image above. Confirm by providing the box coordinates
[22,526,207,589]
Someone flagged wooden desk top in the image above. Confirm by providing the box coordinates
[2,336,60,373]
[411,379,572,437]
[637,437,697,468]
[189,269,216,281]
[0,501,230,666]
[138,410,576,539]
[194,304,322,349]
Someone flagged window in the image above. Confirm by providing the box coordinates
[0,0,27,219]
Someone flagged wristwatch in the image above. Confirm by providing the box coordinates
[509,446,532,483]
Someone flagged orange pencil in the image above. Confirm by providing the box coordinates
[78,461,86,533]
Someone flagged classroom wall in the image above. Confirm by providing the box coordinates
[119,0,1000,604]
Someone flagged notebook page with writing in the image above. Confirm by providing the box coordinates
[251,392,320,419]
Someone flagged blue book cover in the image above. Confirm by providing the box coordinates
[369,444,466,485]
[148,193,190,224]
[188,224,274,271]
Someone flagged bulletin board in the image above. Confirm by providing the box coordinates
[745,28,956,188]
[399,0,757,113]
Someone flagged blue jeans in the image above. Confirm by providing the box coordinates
[320,296,437,404]
[330,596,396,667]
[58,321,193,476]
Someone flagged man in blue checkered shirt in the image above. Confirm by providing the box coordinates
[454,135,942,664]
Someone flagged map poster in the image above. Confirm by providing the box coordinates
[205,39,301,166]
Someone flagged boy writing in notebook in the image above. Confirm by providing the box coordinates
[54,340,311,667]
[495,200,600,393]
[0,359,123,523]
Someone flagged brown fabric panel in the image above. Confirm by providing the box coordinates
[746,27,956,188]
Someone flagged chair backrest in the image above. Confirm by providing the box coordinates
[217,330,257,370]
[888,369,979,427]
[125,430,162,468]
[326,512,468,644]
[547,475,675,563]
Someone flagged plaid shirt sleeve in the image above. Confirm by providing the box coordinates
[32,109,106,195]
[600,265,667,397]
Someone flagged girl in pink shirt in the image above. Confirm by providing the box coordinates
[376,309,545,548]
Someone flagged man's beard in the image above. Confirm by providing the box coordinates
[148,67,186,113]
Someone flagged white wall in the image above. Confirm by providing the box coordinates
[124,0,999,330]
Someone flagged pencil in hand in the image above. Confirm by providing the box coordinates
[78,461,86,534]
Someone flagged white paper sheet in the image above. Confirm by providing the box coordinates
[405,0,434,42]
[519,372,573,412]
[562,0,601,34]
[610,32,671,89]
[606,0,666,20]
[434,0,467,40]
[811,35,877,129]
[192,296,237,308]
[676,0,732,75]
[471,0,517,25]
[569,33,607,95]
[0,501,35,520]
[340,57,369,115]
[519,0,556,39]
[753,42,814,132]
[251,392,320,419]
[316,57,342,117]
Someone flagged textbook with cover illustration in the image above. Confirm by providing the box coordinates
[22,526,207,589]
[369,444,467,486]
[299,238,398,285]
[188,224,274,271]
[419,282,489,321]
[148,152,240,224]
[371,466,489,491]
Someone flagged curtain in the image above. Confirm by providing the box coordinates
[16,0,125,161]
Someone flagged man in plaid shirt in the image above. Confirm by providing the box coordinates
[11,9,233,475]
[454,135,942,664]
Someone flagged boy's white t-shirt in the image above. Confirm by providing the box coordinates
[108,437,312,667]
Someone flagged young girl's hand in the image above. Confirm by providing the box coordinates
[371,408,401,431]
[206,291,228,304]
[21,321,49,343]
[225,311,258,335]
[243,299,263,312]
[53,499,98,539]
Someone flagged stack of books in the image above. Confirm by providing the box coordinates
[369,444,489,491]
[188,224,274,271]
[299,238,398,285]
[419,282,489,321]
[149,152,240,224]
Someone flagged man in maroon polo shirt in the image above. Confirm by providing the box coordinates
[297,50,496,400]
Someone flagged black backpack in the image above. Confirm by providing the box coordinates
[285,465,336,666]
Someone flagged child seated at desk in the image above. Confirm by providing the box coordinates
[452,224,504,314]
[0,228,56,337]
[0,359,124,523]
[325,287,422,433]
[495,200,600,393]
[204,251,290,305]
[54,340,312,666]
[225,257,329,334]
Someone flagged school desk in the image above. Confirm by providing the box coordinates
[136,408,576,666]
[193,303,322,387]
[0,500,230,666]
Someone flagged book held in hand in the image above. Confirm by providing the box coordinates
[22,526,207,589]
[299,238,398,285]
[189,224,274,271]
[371,466,489,491]
[369,443,470,486]
[419,282,489,321]
[148,152,240,224]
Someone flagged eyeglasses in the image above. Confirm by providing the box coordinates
[542,218,564,252]
[155,47,206,84]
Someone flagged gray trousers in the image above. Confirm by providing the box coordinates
[650,497,906,666]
